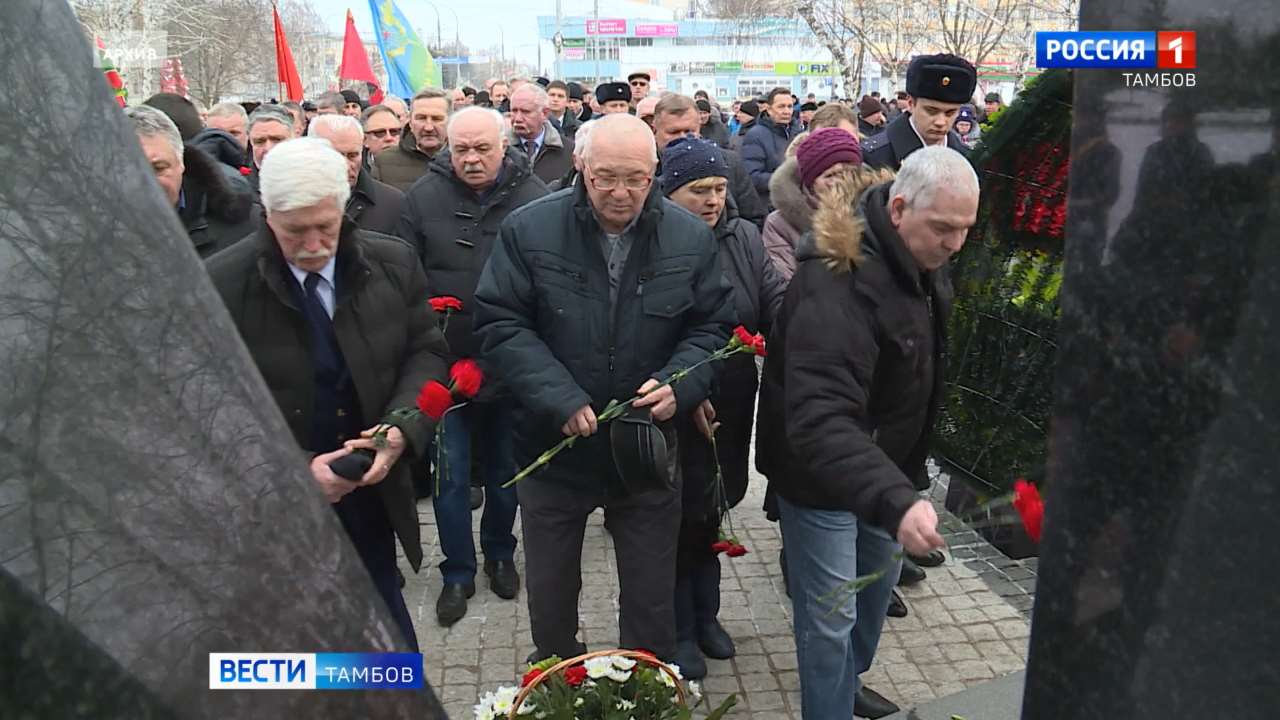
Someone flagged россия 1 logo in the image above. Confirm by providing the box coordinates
[1036,30,1196,87]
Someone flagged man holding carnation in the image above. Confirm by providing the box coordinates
[474,113,735,663]
[398,106,549,626]
[207,138,449,650]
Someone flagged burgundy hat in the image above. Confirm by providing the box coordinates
[796,127,863,191]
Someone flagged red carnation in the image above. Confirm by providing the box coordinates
[633,648,658,660]
[733,325,755,347]
[726,543,749,558]
[520,668,543,688]
[429,296,464,313]
[449,359,484,399]
[1012,479,1044,543]
[238,166,252,176]
[415,380,454,420]
[751,334,767,357]
[564,665,587,687]
[710,540,733,555]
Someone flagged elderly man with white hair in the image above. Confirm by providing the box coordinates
[474,113,735,664]
[308,113,404,237]
[124,105,255,257]
[507,82,574,185]
[207,138,449,652]
[397,106,548,627]
[755,145,977,720]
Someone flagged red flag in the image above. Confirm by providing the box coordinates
[338,10,383,104]
[273,5,304,102]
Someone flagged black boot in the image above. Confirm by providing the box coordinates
[854,686,900,718]
[780,548,791,598]
[673,570,707,679]
[887,589,908,618]
[897,556,926,586]
[693,556,735,659]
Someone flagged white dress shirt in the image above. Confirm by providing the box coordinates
[288,256,337,319]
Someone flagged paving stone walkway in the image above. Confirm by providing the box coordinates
[403,466,1035,719]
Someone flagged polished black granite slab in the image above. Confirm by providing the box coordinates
[1024,0,1280,716]
[0,1,445,716]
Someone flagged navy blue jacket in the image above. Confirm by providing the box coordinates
[740,113,796,205]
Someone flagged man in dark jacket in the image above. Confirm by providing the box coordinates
[756,146,974,720]
[696,98,731,148]
[308,114,405,237]
[862,54,975,171]
[125,105,256,258]
[474,114,735,663]
[509,83,575,186]
[741,87,798,205]
[206,138,450,652]
[546,80,581,141]
[653,93,766,228]
[373,87,451,191]
[398,107,549,626]
[858,95,887,137]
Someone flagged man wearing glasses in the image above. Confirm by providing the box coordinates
[362,104,403,156]
[474,113,735,665]
[628,71,652,109]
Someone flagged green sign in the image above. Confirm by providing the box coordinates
[562,38,586,48]
[715,61,741,73]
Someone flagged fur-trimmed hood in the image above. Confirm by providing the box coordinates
[796,165,897,270]
[767,157,813,234]
[181,143,253,224]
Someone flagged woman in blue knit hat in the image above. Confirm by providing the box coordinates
[659,136,787,678]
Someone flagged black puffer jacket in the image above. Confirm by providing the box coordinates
[756,179,953,536]
[192,127,247,173]
[179,144,257,258]
[206,222,450,570]
[474,184,735,492]
[398,149,549,387]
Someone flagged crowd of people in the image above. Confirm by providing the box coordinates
[124,51,987,719]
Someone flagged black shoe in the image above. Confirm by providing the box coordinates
[697,619,736,659]
[470,486,484,510]
[673,639,707,679]
[908,549,946,567]
[485,559,520,599]
[526,641,587,665]
[897,557,926,586]
[887,589,908,618]
[435,582,475,626]
[854,686,900,719]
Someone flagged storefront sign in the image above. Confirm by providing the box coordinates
[636,23,678,37]
[564,48,586,60]
[586,19,626,35]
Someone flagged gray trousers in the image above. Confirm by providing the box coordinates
[518,473,682,660]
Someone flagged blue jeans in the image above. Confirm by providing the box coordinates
[778,495,902,720]
[431,400,519,585]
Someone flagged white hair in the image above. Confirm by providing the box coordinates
[512,83,549,110]
[889,146,979,209]
[583,113,657,164]
[573,119,598,159]
[124,105,183,159]
[383,96,408,117]
[208,102,248,124]
[259,138,350,214]
[307,113,364,138]
[446,106,505,138]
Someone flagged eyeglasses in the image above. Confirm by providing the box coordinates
[587,170,652,192]
[630,80,649,87]
[367,127,402,139]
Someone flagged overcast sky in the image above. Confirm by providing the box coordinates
[309,0,681,68]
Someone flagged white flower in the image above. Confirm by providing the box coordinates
[491,685,519,715]
[616,699,637,711]
[516,700,537,716]
[575,697,585,707]
[606,667,632,683]
[660,663,683,688]
[584,656,615,680]
[611,656,637,671]
[688,681,703,702]
[473,695,496,720]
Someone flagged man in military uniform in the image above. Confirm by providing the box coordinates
[862,54,975,172]
[596,82,633,115]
